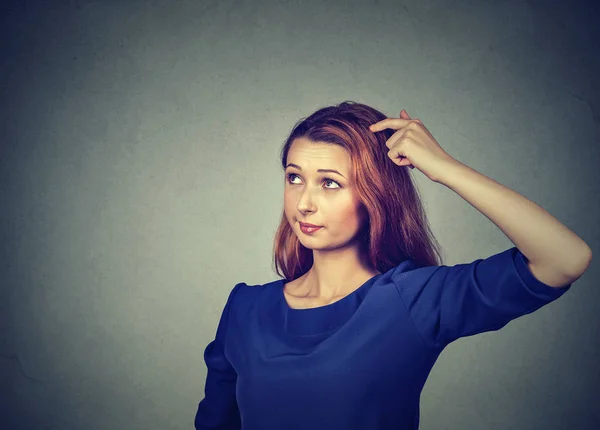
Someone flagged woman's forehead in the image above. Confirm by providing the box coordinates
[287,138,351,171]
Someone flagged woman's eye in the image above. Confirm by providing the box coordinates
[323,178,340,189]
[286,173,340,189]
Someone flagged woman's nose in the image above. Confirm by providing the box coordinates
[297,189,316,213]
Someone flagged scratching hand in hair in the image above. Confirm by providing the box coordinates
[368,109,460,183]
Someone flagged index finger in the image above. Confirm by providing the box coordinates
[369,118,413,132]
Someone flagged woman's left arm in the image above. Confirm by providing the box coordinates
[438,161,592,288]
[369,109,592,288]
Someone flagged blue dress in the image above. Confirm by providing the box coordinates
[194,247,571,430]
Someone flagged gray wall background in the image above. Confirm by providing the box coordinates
[1,0,599,429]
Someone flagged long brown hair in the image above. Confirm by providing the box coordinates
[272,101,444,281]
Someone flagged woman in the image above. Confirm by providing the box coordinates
[194,101,592,430]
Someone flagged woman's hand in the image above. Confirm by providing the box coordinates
[369,109,459,183]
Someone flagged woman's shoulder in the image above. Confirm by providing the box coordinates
[229,279,283,300]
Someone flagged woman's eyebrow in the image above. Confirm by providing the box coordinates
[285,163,346,179]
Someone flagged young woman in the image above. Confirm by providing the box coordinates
[194,101,592,430]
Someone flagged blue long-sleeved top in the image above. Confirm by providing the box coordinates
[194,247,571,430]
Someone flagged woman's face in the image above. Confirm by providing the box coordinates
[284,137,368,250]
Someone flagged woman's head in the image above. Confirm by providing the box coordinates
[273,101,444,280]
[283,137,368,258]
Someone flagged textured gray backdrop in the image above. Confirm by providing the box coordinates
[1,0,599,429]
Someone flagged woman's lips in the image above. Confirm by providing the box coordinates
[299,222,322,233]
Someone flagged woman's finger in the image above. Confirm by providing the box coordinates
[369,117,412,132]
[400,110,425,127]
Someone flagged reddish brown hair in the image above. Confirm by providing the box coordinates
[272,101,444,281]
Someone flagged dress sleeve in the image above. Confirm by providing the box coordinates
[194,283,243,430]
[393,247,572,349]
